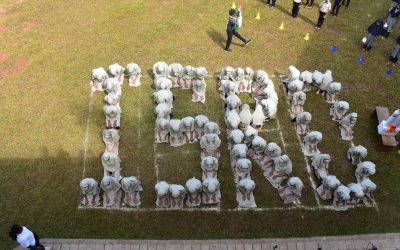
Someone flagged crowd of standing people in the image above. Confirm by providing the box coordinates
[361,0,400,67]
[262,0,400,66]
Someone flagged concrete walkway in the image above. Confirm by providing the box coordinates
[13,233,400,250]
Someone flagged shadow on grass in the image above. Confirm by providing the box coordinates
[207,27,226,49]
[275,5,316,26]
[207,27,242,49]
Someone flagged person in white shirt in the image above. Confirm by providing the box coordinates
[292,0,302,18]
[9,224,43,249]
[316,0,332,29]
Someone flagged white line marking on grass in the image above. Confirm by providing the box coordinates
[228,203,378,211]
[265,127,281,132]
[153,139,159,182]
[137,110,142,177]
[278,82,321,207]
[78,201,379,212]
[371,199,380,213]
[276,118,287,152]
[78,206,220,212]
[82,91,95,178]
[294,132,321,207]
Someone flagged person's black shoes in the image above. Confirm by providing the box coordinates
[245,39,252,45]
[224,48,232,52]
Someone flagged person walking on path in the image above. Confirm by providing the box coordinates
[224,9,251,52]
[265,0,276,8]
[388,35,400,66]
[315,0,332,29]
[341,0,350,8]
[306,0,314,9]
[9,224,44,249]
[331,0,342,17]
[383,5,400,38]
[292,0,302,18]
[362,19,386,52]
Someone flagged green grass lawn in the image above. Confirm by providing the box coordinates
[1,0,400,248]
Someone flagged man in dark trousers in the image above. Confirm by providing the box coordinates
[306,0,314,9]
[224,9,251,52]
[331,0,342,16]
[362,19,386,52]
[265,0,276,8]
[292,0,302,18]
[315,0,331,29]
[388,35,400,66]
[341,0,350,8]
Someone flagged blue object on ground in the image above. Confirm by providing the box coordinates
[331,45,337,53]
[358,56,364,64]
[386,69,393,76]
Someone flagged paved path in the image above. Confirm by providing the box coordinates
[13,233,400,250]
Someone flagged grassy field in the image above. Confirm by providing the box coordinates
[1,0,399,248]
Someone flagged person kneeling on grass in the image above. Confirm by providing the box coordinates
[362,19,386,52]
[388,35,400,66]
[224,9,252,52]
[9,224,44,249]
[315,0,331,30]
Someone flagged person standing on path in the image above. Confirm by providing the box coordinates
[224,9,252,52]
[9,224,44,249]
[315,0,332,29]
[331,0,342,17]
[388,35,400,66]
[362,18,386,52]
[292,0,302,18]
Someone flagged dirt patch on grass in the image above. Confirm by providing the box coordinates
[22,20,36,32]
[0,23,6,35]
[0,7,7,18]
[11,57,28,74]
[0,57,28,78]
[0,52,9,64]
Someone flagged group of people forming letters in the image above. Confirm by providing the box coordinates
[218,67,304,207]
[153,62,212,147]
[283,65,357,142]
[153,62,222,209]
[153,134,222,209]
[218,66,279,129]
[153,61,207,104]
[282,65,377,211]
[80,63,143,209]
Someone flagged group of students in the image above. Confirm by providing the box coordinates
[264,0,351,29]
[362,0,400,66]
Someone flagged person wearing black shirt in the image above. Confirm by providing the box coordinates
[331,0,342,16]
[224,9,251,52]
[362,19,386,52]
